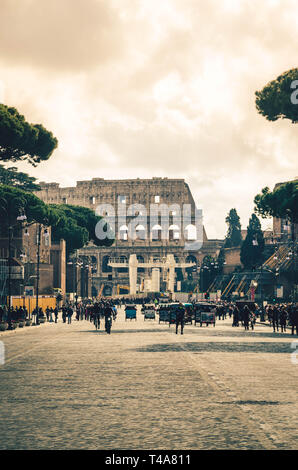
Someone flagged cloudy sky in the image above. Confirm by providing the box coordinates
[0,0,297,238]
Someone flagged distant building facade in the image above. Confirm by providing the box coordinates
[38,177,223,296]
[0,223,66,302]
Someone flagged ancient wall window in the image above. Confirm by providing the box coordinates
[185,224,197,241]
[102,256,112,273]
[169,225,180,240]
[152,224,162,241]
[119,225,128,241]
[137,255,145,272]
[62,197,67,204]
[135,224,146,240]
[90,196,96,205]
[155,195,160,203]
[119,195,126,204]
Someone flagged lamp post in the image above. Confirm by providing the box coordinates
[287,240,297,302]
[68,255,93,305]
[35,224,41,325]
[67,259,80,306]
[7,214,27,328]
[35,225,49,325]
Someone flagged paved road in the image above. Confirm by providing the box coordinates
[0,307,297,450]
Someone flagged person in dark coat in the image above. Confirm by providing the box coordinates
[53,307,58,323]
[67,306,73,324]
[232,306,240,327]
[243,305,250,331]
[279,307,287,333]
[272,306,279,333]
[45,307,50,322]
[62,305,67,323]
[289,305,298,336]
[175,303,185,335]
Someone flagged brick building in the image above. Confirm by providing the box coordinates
[0,223,66,301]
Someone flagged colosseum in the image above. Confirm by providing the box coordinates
[38,177,223,296]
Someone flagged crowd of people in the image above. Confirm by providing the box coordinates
[213,301,298,335]
[1,297,297,336]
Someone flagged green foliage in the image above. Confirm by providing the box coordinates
[240,214,265,270]
[224,208,242,248]
[0,187,114,254]
[49,204,114,255]
[0,184,55,235]
[216,248,226,274]
[254,180,298,225]
[0,164,40,191]
[0,104,58,165]
[255,68,298,123]
[200,255,218,292]
[181,280,197,293]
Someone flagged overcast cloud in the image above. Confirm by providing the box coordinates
[0,0,297,238]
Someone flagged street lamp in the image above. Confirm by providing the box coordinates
[35,225,49,325]
[68,255,92,305]
[7,213,27,328]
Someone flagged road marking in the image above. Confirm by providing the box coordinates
[171,333,282,449]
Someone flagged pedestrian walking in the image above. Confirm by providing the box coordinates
[62,305,67,323]
[67,306,73,324]
[49,307,54,322]
[76,307,80,321]
[175,303,185,335]
[250,311,256,330]
[45,306,50,322]
[243,305,250,331]
[272,306,279,333]
[54,307,59,323]
[232,305,239,326]
[289,305,298,336]
[228,305,233,318]
[279,307,287,333]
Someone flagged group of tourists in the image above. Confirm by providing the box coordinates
[140,298,298,336]
[265,303,298,335]
[1,296,298,337]
[0,305,28,323]
[0,305,61,324]
[216,301,298,334]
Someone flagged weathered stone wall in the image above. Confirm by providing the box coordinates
[223,247,242,274]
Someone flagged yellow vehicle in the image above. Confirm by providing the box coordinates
[117,285,129,295]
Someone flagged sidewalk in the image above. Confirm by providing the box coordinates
[0,320,56,338]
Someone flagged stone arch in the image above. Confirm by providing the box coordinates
[152,224,162,241]
[169,224,180,240]
[135,224,146,240]
[117,255,128,273]
[119,224,128,241]
[102,255,112,273]
[103,285,113,296]
[185,224,197,241]
[137,255,145,273]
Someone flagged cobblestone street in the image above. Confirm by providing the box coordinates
[0,306,297,450]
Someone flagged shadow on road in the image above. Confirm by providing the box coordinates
[185,327,297,340]
[76,328,173,335]
[133,341,294,354]
[219,400,291,406]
